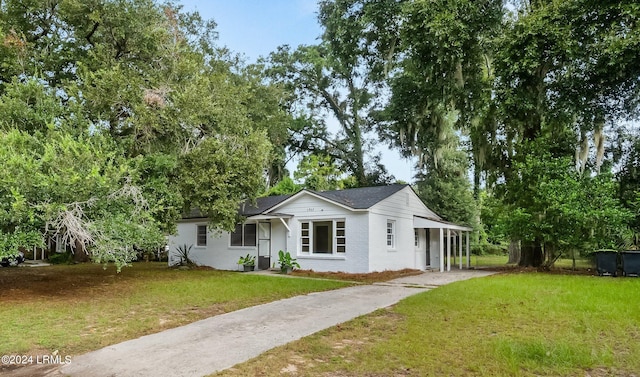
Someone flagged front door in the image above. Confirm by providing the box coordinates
[258,222,271,270]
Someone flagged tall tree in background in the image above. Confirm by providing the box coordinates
[0,0,280,269]
[615,131,640,247]
[380,0,502,227]
[491,0,640,266]
[319,0,639,265]
[262,0,403,187]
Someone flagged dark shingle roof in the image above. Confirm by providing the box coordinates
[182,185,409,219]
[310,184,408,209]
[239,195,291,216]
[182,195,291,219]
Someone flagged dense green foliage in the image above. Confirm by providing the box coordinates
[261,0,401,187]
[0,0,286,269]
[313,0,640,265]
[1,0,639,270]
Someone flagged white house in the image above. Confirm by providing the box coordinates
[168,184,472,273]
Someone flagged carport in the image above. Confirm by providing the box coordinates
[413,216,473,272]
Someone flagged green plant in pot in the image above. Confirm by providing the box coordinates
[238,254,256,272]
[278,250,300,274]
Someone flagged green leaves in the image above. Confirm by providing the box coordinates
[503,138,632,253]
[177,129,270,232]
[0,230,44,259]
[0,1,287,269]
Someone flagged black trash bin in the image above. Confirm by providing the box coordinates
[595,250,618,276]
[621,251,640,277]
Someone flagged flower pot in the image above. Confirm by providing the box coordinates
[243,265,255,272]
[280,266,293,274]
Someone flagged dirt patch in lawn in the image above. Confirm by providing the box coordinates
[290,268,423,283]
[479,264,596,276]
[0,263,155,301]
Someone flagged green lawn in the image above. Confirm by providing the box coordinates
[0,263,351,356]
[471,254,594,269]
[217,273,640,376]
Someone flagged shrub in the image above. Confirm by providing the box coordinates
[48,251,73,264]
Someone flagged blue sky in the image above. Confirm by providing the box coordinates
[178,0,415,183]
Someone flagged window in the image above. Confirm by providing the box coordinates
[300,220,346,254]
[314,221,332,253]
[230,223,257,247]
[414,229,419,247]
[301,222,310,252]
[387,221,395,249]
[196,225,207,246]
[336,221,346,253]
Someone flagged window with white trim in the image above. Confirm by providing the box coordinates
[299,220,346,254]
[414,229,419,247]
[301,222,310,252]
[230,223,257,247]
[336,221,346,253]
[196,225,207,246]
[387,220,395,249]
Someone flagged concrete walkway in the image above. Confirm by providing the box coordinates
[40,270,494,377]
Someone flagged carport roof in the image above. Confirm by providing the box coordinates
[413,215,472,231]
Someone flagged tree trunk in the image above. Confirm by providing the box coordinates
[73,239,89,263]
[507,239,520,264]
[519,239,543,267]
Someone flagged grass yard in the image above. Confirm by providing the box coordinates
[471,254,594,270]
[217,273,640,376]
[0,263,351,357]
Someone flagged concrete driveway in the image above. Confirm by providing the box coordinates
[17,269,496,377]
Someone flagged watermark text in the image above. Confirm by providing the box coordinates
[1,354,71,365]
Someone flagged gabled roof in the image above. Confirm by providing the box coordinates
[184,184,412,219]
[311,184,409,209]
[265,184,410,214]
[239,195,290,216]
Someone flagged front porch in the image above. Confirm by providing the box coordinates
[414,216,473,272]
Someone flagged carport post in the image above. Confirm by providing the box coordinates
[446,228,451,272]
[459,231,463,269]
[439,227,444,272]
[466,231,470,268]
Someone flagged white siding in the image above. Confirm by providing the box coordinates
[169,186,453,273]
[368,212,417,271]
[274,194,370,273]
[367,186,440,271]
[369,186,440,220]
[169,220,278,271]
[273,193,355,218]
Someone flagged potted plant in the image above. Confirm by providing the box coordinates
[277,250,300,274]
[237,254,256,272]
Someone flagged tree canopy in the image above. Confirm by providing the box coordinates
[2,0,639,270]
[0,0,285,270]
[310,0,640,265]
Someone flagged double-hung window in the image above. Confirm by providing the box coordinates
[196,225,207,247]
[299,220,346,255]
[230,223,257,247]
[387,220,396,249]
